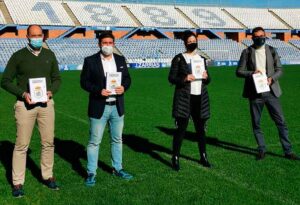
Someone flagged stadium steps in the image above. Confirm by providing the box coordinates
[197,49,211,60]
[288,41,300,50]
[221,8,247,29]
[0,0,13,24]
[113,46,123,56]
[122,6,143,27]
[268,10,293,29]
[62,3,81,26]
[175,7,199,28]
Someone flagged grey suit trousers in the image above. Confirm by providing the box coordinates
[249,92,292,154]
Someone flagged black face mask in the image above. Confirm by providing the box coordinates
[253,37,266,47]
[186,43,198,52]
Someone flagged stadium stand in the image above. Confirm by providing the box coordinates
[198,39,245,61]
[126,4,193,28]
[4,0,74,26]
[0,38,28,68]
[178,6,242,29]
[0,9,6,24]
[66,1,137,27]
[46,38,99,65]
[289,40,300,49]
[225,8,288,29]
[271,9,300,29]
[243,39,300,62]
[115,39,185,64]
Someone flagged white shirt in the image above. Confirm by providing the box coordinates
[182,53,203,95]
[255,45,266,74]
[101,54,117,102]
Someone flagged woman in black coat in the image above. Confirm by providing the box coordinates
[168,31,211,171]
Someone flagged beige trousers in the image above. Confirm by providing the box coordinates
[12,100,55,185]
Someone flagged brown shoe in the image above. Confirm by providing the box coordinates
[285,153,300,160]
[256,151,265,160]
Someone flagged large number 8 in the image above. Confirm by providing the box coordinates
[142,7,176,26]
[84,5,120,24]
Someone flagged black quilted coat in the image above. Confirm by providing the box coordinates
[168,53,211,119]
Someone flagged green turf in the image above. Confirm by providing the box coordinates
[0,66,299,205]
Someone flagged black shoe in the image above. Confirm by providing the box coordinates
[200,153,211,168]
[44,177,59,190]
[172,156,180,171]
[12,184,24,198]
[256,151,266,160]
[285,153,300,160]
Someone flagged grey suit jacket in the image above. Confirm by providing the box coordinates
[236,44,282,99]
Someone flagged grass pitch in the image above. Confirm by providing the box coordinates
[0,66,299,205]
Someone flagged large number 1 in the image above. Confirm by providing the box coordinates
[32,2,61,24]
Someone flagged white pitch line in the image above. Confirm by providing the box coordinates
[56,109,88,125]
[55,108,298,204]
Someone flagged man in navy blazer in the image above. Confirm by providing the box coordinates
[80,32,132,186]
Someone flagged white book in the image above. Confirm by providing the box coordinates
[29,77,47,103]
[106,72,122,95]
[191,58,205,79]
[253,73,270,94]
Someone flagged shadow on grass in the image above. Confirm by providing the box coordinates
[54,138,111,178]
[123,134,198,169]
[0,140,44,186]
[156,126,285,159]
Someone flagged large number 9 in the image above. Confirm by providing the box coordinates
[142,7,176,26]
[192,8,226,27]
[84,5,120,24]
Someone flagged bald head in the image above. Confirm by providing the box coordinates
[27,25,43,38]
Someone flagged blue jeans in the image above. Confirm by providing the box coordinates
[87,105,124,175]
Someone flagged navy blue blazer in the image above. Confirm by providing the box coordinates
[80,52,131,118]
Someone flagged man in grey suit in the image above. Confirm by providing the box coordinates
[236,27,299,160]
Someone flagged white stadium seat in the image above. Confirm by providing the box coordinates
[4,0,74,26]
[225,8,288,29]
[271,9,300,29]
[66,1,137,27]
[178,6,242,29]
[126,4,193,28]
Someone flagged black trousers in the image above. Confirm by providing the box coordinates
[249,92,292,154]
[173,95,207,157]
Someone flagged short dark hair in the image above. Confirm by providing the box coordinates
[182,30,197,45]
[27,24,43,35]
[98,31,115,44]
[252,27,265,36]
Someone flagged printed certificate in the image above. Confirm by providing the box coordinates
[253,73,270,93]
[29,77,47,103]
[191,58,205,79]
[106,72,122,95]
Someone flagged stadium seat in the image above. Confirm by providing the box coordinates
[0,39,28,68]
[4,0,74,26]
[126,4,192,28]
[66,1,137,27]
[225,8,288,29]
[243,39,300,62]
[178,6,242,29]
[271,9,300,29]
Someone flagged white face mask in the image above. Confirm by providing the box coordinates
[101,46,113,56]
